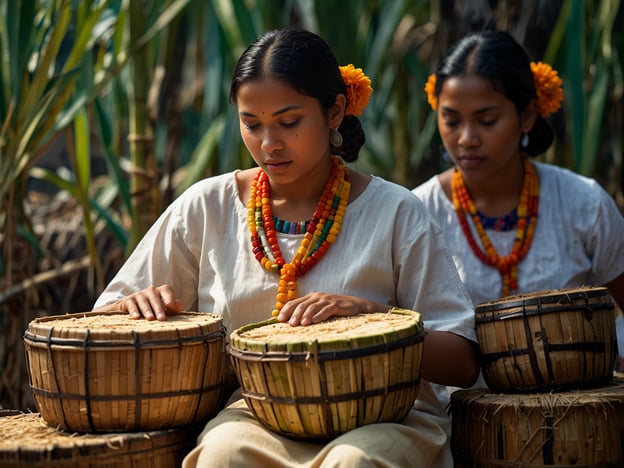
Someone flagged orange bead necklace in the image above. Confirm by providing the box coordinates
[248,156,350,317]
[451,159,539,296]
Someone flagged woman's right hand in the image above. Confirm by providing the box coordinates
[94,285,183,321]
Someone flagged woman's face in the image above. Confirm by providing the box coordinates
[437,74,528,181]
[235,76,343,186]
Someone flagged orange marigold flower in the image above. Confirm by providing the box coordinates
[339,64,373,116]
[424,74,438,110]
[530,61,563,117]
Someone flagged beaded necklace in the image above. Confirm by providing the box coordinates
[247,156,350,317]
[452,159,539,296]
[272,217,311,235]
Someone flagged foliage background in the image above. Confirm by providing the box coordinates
[0,0,622,410]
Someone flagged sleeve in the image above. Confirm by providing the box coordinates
[393,193,477,343]
[93,189,203,310]
[585,184,624,285]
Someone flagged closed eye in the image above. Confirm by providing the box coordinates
[281,119,299,128]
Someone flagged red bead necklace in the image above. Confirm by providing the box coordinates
[247,157,350,316]
[451,159,539,296]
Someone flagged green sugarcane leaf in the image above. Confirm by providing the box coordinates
[73,108,91,194]
[94,95,132,215]
[18,4,72,125]
[177,115,226,194]
[89,195,128,248]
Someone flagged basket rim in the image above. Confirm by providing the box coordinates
[227,330,424,362]
[0,412,197,461]
[23,310,225,347]
[475,287,612,317]
[229,309,423,355]
[451,377,624,406]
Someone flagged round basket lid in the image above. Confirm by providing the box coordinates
[452,377,624,409]
[474,287,612,315]
[24,310,224,347]
[0,411,196,464]
[229,309,423,360]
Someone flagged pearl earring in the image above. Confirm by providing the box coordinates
[521,132,529,148]
[330,128,343,147]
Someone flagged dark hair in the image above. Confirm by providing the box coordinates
[434,30,553,156]
[229,28,365,162]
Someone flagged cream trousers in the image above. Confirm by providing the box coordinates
[183,385,454,468]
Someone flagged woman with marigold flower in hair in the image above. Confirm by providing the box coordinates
[413,31,624,372]
[94,28,479,466]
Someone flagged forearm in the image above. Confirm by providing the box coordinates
[421,329,480,388]
[607,272,624,313]
[93,301,122,312]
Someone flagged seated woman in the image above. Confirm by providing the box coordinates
[94,28,480,467]
[413,30,624,321]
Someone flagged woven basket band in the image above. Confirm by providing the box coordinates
[475,302,614,323]
[475,287,612,315]
[227,331,424,362]
[480,340,609,365]
[29,383,223,401]
[240,377,421,405]
[23,327,226,349]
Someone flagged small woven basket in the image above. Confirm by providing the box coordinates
[475,287,616,393]
[228,309,424,439]
[450,379,624,467]
[0,411,198,467]
[24,311,225,432]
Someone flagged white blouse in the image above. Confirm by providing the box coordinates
[412,161,624,307]
[95,171,479,410]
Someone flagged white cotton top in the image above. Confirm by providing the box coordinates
[412,161,624,307]
[95,171,477,409]
[96,173,475,337]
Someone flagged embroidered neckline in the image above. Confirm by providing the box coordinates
[477,209,518,232]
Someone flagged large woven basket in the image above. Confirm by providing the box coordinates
[450,379,624,467]
[0,411,198,467]
[475,287,616,393]
[24,311,225,432]
[228,309,424,439]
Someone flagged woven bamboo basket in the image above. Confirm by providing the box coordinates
[0,411,198,467]
[450,379,624,467]
[475,287,616,393]
[24,311,225,432]
[228,309,424,439]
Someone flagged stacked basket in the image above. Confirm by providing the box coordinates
[451,287,624,467]
[1,311,226,467]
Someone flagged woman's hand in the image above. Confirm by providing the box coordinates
[93,285,183,321]
[276,292,389,326]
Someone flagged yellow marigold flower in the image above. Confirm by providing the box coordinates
[339,64,373,116]
[424,73,438,110]
[530,61,563,117]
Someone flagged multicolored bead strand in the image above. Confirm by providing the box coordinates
[451,159,539,296]
[273,217,311,234]
[247,156,350,316]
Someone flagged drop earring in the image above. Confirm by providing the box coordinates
[330,128,343,147]
[521,132,529,148]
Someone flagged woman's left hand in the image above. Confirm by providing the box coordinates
[276,292,389,326]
